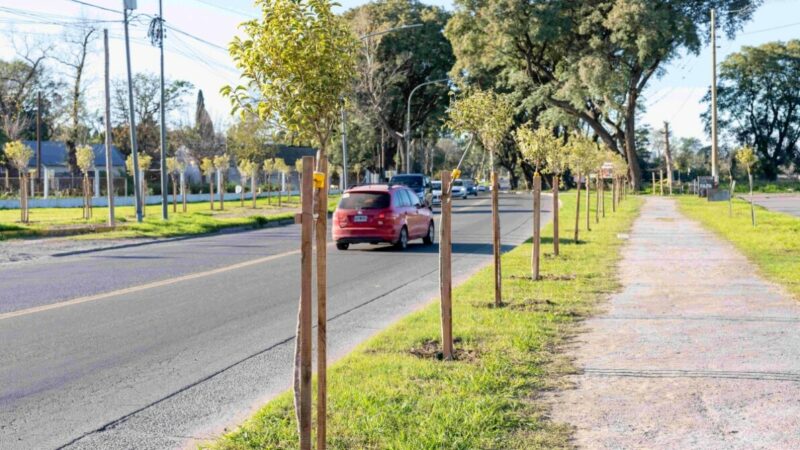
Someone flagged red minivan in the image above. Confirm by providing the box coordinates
[332,184,435,250]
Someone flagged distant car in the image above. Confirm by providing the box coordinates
[464,179,478,196]
[451,179,468,199]
[477,185,488,192]
[389,173,432,206]
[332,184,435,250]
[431,180,442,205]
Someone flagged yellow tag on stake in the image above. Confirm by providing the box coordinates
[313,171,325,189]
[451,168,461,180]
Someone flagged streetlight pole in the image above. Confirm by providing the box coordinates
[122,0,142,223]
[340,24,423,185]
[405,78,447,173]
[710,8,719,184]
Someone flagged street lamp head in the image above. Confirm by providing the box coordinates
[123,0,137,10]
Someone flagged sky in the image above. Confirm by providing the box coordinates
[1,0,798,144]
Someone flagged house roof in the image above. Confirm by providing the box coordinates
[22,141,126,168]
[275,145,316,167]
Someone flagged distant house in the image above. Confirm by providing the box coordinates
[21,141,126,176]
[275,145,316,167]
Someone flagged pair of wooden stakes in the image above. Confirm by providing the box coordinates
[292,156,459,449]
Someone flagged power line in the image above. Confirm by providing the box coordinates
[189,0,258,19]
[65,0,120,14]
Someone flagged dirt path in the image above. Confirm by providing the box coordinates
[550,196,800,449]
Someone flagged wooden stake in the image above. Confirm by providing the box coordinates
[659,169,664,196]
[595,177,600,223]
[612,177,617,213]
[492,171,502,306]
[586,175,591,231]
[601,177,606,218]
[574,173,581,243]
[532,173,541,280]
[552,175,560,257]
[294,155,314,450]
[652,172,656,196]
[316,154,329,450]
[252,175,257,209]
[440,170,453,360]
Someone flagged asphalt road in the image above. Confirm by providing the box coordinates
[0,193,550,450]
[746,193,800,217]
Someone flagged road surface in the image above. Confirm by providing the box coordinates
[746,193,800,217]
[0,193,548,449]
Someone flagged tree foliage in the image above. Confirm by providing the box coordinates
[75,144,94,174]
[706,40,800,179]
[515,125,554,173]
[4,140,32,171]
[447,90,514,166]
[446,0,761,187]
[225,0,358,156]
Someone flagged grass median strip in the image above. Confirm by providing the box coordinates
[678,196,800,299]
[204,192,642,449]
[0,195,339,240]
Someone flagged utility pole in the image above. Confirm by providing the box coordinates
[36,92,42,182]
[104,29,115,226]
[663,122,674,195]
[711,8,719,183]
[149,0,168,219]
[123,0,143,222]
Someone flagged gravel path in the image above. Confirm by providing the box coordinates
[550,196,800,449]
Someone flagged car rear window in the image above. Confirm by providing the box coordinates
[390,175,423,188]
[432,181,441,189]
[338,192,390,209]
[453,180,464,187]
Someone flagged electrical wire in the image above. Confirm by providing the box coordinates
[189,0,258,19]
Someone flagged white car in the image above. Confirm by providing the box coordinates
[451,179,468,199]
[431,181,442,205]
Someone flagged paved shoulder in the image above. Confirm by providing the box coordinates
[551,196,800,448]
[747,193,800,217]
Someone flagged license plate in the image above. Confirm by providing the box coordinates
[353,215,367,223]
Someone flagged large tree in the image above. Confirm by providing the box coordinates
[445,0,760,189]
[111,73,193,160]
[346,0,455,173]
[706,40,800,179]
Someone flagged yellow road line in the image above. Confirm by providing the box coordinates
[0,248,305,321]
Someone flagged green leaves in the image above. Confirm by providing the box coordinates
[3,141,33,171]
[514,125,553,173]
[447,90,514,158]
[224,0,358,153]
[76,145,94,174]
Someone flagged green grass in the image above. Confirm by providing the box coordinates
[0,194,340,240]
[677,196,800,299]
[203,192,643,450]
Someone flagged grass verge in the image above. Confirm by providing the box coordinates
[0,195,339,240]
[677,196,800,299]
[203,192,642,449]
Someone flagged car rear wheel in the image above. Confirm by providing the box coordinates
[395,226,408,250]
[336,242,349,250]
[423,221,434,245]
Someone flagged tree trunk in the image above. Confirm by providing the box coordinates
[241,177,245,207]
[574,173,581,243]
[601,178,605,218]
[172,176,177,213]
[552,175,559,256]
[623,107,643,190]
